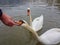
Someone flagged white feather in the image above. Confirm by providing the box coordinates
[32,14,43,31]
[39,28,60,44]
[21,20,60,44]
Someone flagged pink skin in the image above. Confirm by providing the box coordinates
[0,13,15,27]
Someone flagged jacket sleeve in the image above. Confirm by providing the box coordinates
[0,9,3,17]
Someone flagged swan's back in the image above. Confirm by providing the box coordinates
[39,28,60,44]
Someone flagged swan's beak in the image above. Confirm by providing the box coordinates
[27,8,30,16]
[20,20,30,27]
[15,20,25,26]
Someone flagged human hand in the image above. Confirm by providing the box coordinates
[0,13,15,27]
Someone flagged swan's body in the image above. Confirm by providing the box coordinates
[39,28,60,44]
[20,8,60,44]
[21,22,60,44]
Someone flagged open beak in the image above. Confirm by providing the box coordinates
[15,20,25,26]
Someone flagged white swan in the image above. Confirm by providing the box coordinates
[19,8,60,44]
[32,15,43,31]
[39,28,60,44]
[21,20,60,44]
[27,8,43,31]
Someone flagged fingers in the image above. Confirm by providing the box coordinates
[0,13,16,27]
[7,20,16,26]
[0,13,24,27]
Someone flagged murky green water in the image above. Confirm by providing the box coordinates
[0,0,60,45]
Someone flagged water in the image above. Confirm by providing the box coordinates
[0,0,60,45]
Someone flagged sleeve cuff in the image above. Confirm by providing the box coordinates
[0,9,3,17]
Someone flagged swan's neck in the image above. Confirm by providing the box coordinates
[22,23,39,38]
[29,13,32,27]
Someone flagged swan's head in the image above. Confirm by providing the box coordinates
[27,8,30,10]
[21,20,30,27]
[16,20,29,27]
[15,20,25,26]
[27,8,30,16]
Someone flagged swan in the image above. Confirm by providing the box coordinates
[16,8,60,44]
[27,8,43,31]
[21,20,60,44]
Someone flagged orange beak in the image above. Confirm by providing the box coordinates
[15,20,24,26]
[27,8,30,16]
[15,21,22,26]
